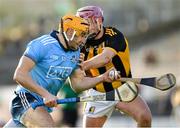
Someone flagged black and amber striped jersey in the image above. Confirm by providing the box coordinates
[81,26,132,92]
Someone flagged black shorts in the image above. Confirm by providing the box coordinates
[62,109,78,127]
[11,91,37,125]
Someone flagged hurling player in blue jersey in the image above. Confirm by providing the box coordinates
[4,14,119,127]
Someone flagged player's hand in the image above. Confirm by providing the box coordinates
[43,93,58,108]
[103,67,121,82]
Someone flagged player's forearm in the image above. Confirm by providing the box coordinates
[83,56,110,70]
[13,70,50,97]
[71,75,104,93]
[83,48,115,70]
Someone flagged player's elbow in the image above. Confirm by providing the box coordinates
[71,84,82,93]
[71,78,87,93]
[13,72,20,83]
[104,56,112,64]
[13,69,23,83]
[13,71,19,82]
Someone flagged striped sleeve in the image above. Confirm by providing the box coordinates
[23,40,44,63]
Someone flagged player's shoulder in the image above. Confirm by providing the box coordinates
[104,26,125,38]
[39,34,57,45]
[104,26,127,52]
[28,34,58,49]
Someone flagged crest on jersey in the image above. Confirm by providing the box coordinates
[88,106,95,114]
[61,55,79,63]
[50,55,59,60]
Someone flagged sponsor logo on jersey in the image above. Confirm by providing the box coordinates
[46,66,72,80]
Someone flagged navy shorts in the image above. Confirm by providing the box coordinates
[11,91,37,125]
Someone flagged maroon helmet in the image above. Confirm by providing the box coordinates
[76,6,104,39]
[76,6,104,20]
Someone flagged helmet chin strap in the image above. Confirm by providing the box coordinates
[95,19,103,37]
[88,23,102,40]
[95,30,101,37]
[61,18,70,50]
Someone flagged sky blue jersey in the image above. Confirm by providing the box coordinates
[16,30,80,105]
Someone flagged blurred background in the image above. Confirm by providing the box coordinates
[0,0,180,127]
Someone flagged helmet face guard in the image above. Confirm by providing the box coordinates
[60,15,89,39]
[60,15,90,50]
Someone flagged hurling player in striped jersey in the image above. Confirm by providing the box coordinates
[77,6,152,127]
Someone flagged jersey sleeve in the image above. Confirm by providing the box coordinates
[23,40,45,63]
[72,49,81,72]
[106,28,128,53]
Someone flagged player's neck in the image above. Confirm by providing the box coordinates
[57,32,68,49]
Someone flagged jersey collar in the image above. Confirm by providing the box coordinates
[50,30,68,52]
